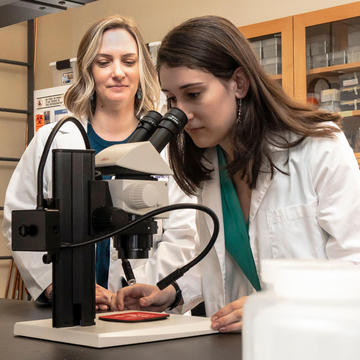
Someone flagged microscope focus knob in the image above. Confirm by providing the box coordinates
[126,183,158,209]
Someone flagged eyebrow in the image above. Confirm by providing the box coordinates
[95,52,138,58]
[162,82,204,92]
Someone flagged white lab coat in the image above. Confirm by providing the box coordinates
[178,131,360,316]
[3,120,198,300]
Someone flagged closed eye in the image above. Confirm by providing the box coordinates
[122,54,138,67]
[95,60,110,67]
[187,92,200,99]
[124,60,136,66]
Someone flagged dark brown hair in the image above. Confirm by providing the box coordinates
[157,15,341,196]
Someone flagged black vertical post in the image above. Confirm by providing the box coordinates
[52,149,96,328]
[27,20,34,143]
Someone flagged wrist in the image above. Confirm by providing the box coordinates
[168,281,182,310]
[44,284,53,300]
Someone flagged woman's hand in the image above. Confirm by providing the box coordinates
[44,284,53,300]
[110,283,176,312]
[96,284,115,311]
[211,296,248,333]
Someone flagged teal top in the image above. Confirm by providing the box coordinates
[88,122,134,288]
[217,146,261,291]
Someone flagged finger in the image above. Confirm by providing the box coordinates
[112,292,125,311]
[123,298,163,312]
[96,294,110,305]
[122,284,151,298]
[112,287,138,310]
[98,304,109,311]
[111,284,156,311]
[139,289,166,307]
[211,303,234,321]
[124,303,143,311]
[211,297,247,321]
[124,298,142,307]
[212,309,243,331]
[217,321,243,333]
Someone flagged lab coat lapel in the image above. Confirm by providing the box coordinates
[200,149,226,282]
[249,145,288,222]
[249,171,272,222]
[199,149,227,310]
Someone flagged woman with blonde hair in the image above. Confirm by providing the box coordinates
[65,15,160,122]
[3,15,197,309]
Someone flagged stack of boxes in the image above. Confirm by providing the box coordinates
[306,34,348,69]
[250,36,282,76]
[307,22,360,70]
[319,74,360,113]
[320,89,340,113]
[339,72,360,111]
[307,33,331,70]
[347,26,360,63]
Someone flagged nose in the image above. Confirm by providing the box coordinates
[174,101,193,122]
[112,61,125,79]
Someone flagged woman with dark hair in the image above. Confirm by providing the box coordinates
[3,15,197,309]
[109,15,360,332]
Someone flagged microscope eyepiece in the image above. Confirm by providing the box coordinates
[149,107,188,153]
[127,110,163,143]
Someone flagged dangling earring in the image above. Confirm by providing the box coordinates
[236,98,242,124]
[136,87,143,100]
[90,91,96,114]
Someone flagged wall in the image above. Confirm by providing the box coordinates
[35,0,359,89]
[0,0,358,297]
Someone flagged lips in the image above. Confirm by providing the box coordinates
[107,84,128,88]
[186,126,203,132]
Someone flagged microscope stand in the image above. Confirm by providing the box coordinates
[14,311,217,348]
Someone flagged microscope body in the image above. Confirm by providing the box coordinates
[11,108,188,328]
[12,142,173,328]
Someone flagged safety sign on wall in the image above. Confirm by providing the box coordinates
[33,84,72,132]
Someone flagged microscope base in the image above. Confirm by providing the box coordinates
[14,311,217,348]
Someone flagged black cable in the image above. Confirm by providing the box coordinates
[61,203,219,290]
[36,117,90,209]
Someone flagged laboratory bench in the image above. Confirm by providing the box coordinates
[0,299,242,360]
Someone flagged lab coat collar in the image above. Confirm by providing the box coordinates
[201,137,291,224]
[55,116,88,134]
[201,148,224,254]
[200,148,227,294]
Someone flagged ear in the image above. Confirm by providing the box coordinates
[231,67,249,99]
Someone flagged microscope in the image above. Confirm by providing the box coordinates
[11,108,219,330]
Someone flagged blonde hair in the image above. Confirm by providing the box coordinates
[64,15,160,120]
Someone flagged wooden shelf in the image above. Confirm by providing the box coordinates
[340,110,360,119]
[271,74,282,80]
[308,62,360,76]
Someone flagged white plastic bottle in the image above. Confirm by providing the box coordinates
[243,259,360,360]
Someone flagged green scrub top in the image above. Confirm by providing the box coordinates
[217,146,261,291]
